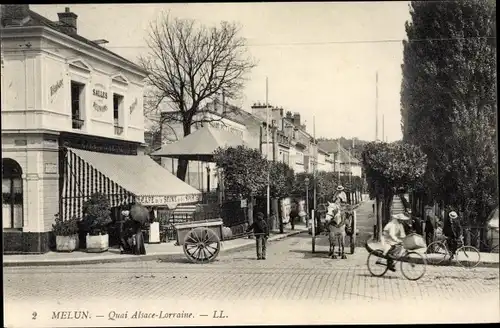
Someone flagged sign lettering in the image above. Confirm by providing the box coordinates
[129,98,138,114]
[93,102,108,112]
[61,139,137,155]
[136,194,202,206]
[92,89,108,99]
[50,79,63,97]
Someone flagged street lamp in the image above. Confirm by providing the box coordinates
[305,177,310,226]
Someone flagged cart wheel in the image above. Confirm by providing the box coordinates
[183,227,221,263]
[312,236,316,253]
[350,234,356,254]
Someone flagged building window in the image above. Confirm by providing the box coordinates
[71,81,85,129]
[113,93,124,135]
[2,159,23,229]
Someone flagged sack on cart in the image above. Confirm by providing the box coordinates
[403,233,426,250]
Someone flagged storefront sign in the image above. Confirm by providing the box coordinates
[93,102,108,112]
[92,87,108,99]
[129,97,138,114]
[44,163,58,174]
[92,84,108,112]
[50,79,63,97]
[60,134,138,155]
[136,194,202,206]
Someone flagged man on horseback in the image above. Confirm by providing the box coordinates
[324,186,350,259]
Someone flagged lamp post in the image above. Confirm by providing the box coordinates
[305,177,310,226]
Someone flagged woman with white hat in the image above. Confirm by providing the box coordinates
[443,210,463,259]
[380,213,410,271]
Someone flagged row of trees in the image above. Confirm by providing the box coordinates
[400,0,497,234]
[361,141,428,240]
[213,146,363,224]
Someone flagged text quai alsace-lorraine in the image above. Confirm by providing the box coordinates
[108,310,193,320]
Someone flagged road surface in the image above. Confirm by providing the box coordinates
[4,230,499,326]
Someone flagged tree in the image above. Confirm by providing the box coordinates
[140,13,257,181]
[361,142,427,240]
[400,0,497,230]
[213,146,268,198]
[269,161,295,199]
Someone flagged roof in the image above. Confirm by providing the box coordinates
[151,125,247,161]
[8,8,143,72]
[318,140,360,164]
[68,147,201,207]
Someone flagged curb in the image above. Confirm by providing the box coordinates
[3,230,307,268]
[364,239,499,269]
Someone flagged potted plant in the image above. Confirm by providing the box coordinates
[148,207,161,244]
[52,214,79,252]
[81,192,112,253]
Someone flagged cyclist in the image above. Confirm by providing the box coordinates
[379,213,410,271]
[443,211,463,259]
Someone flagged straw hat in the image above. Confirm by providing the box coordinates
[393,213,410,221]
[336,185,345,191]
[121,210,130,217]
[449,211,458,219]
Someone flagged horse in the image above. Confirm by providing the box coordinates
[325,201,351,259]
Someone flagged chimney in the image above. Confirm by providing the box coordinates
[57,7,77,34]
[1,4,30,26]
[293,112,301,127]
[286,111,292,119]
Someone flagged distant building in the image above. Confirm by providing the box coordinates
[317,141,362,177]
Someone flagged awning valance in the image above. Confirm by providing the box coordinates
[67,147,201,208]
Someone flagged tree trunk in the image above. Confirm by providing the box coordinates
[248,195,254,239]
[176,122,192,181]
[382,188,394,226]
[375,194,382,241]
[272,198,279,232]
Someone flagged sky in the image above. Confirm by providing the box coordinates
[33,2,411,142]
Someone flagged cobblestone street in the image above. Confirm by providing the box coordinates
[5,233,500,325]
[5,233,499,302]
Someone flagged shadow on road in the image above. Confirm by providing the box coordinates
[357,273,398,280]
[289,249,333,259]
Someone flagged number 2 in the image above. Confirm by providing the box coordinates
[32,312,37,320]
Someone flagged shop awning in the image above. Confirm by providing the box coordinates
[151,125,247,161]
[66,147,201,208]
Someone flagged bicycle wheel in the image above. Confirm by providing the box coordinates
[456,246,481,268]
[425,241,448,265]
[400,251,427,281]
[367,250,389,277]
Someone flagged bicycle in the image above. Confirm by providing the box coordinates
[366,242,427,281]
[425,236,481,268]
[464,227,499,253]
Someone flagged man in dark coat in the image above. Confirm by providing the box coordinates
[289,201,299,230]
[443,211,463,259]
[246,212,270,260]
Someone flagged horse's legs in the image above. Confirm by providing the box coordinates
[341,234,347,259]
[331,234,337,259]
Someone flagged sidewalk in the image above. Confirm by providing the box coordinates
[3,225,308,267]
[365,238,499,268]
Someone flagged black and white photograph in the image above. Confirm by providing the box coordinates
[1,1,498,326]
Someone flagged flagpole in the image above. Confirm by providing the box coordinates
[266,77,271,221]
[313,116,317,210]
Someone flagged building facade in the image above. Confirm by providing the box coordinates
[1,5,200,254]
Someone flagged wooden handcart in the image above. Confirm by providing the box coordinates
[174,218,223,263]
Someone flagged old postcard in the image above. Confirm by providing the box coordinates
[2,1,499,327]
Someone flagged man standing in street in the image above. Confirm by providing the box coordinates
[289,200,299,230]
[246,212,270,260]
[443,210,463,259]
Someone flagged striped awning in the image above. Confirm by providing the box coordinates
[61,147,201,220]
